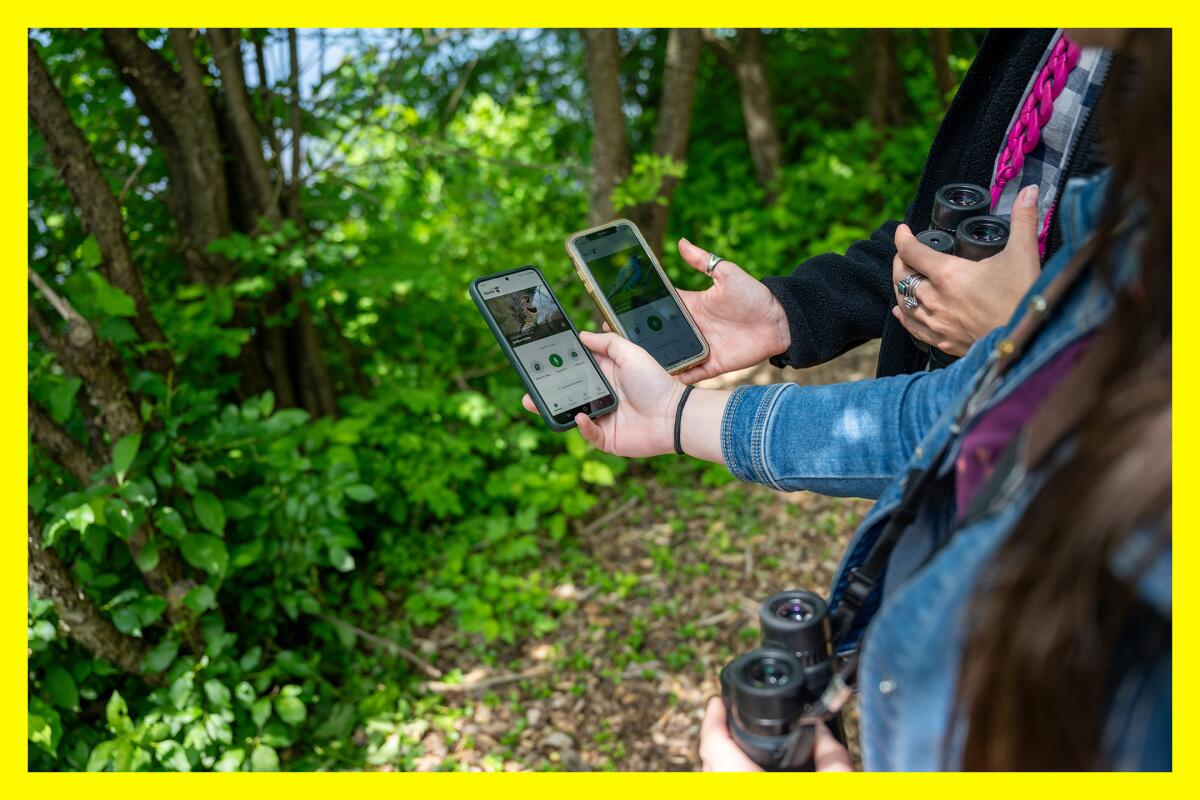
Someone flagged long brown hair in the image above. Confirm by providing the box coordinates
[956,30,1172,770]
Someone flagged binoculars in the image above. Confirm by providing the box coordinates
[912,183,1012,368]
[720,590,840,771]
[920,182,1011,261]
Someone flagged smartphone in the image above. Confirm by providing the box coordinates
[470,266,618,432]
[565,219,709,374]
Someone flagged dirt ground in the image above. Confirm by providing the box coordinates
[404,344,880,771]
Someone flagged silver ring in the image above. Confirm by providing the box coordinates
[705,253,724,276]
[897,273,924,308]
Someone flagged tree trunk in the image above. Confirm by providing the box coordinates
[29,398,103,481]
[30,289,194,616]
[207,28,281,226]
[707,29,784,203]
[867,29,905,130]
[28,39,175,379]
[931,29,955,107]
[29,512,159,682]
[638,28,702,258]
[581,28,631,227]
[101,29,233,286]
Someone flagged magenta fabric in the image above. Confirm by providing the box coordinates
[955,334,1094,515]
[989,35,1082,258]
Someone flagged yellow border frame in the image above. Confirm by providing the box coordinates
[7,8,1188,796]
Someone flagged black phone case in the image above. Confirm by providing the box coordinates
[469,265,618,433]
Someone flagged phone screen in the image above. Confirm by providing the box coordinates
[574,223,705,369]
[477,269,615,425]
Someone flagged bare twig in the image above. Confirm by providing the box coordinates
[578,495,640,538]
[313,612,443,679]
[29,267,81,324]
[116,159,148,205]
[423,664,550,695]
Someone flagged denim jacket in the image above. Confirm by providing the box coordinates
[721,171,1171,770]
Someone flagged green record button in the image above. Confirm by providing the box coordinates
[548,353,564,368]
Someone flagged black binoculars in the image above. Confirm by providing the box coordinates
[720,590,841,771]
[921,182,1011,261]
[912,183,1012,368]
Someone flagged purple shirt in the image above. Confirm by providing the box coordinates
[955,335,1094,514]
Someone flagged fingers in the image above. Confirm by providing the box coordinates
[813,724,853,772]
[895,223,955,282]
[579,330,639,364]
[677,237,714,276]
[1005,184,1040,257]
[601,320,612,333]
[521,393,537,414]
[700,695,727,740]
[575,412,606,450]
[892,305,941,349]
[698,696,762,771]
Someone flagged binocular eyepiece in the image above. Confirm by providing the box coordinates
[913,183,1012,369]
[926,183,1010,262]
[720,590,836,771]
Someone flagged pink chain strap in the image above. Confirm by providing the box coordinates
[989,35,1082,235]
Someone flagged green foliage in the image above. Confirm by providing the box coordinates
[28,27,978,771]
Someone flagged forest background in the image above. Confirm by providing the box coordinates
[27,27,980,771]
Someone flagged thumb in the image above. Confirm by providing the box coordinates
[678,238,716,277]
[1007,184,1040,253]
[579,330,633,362]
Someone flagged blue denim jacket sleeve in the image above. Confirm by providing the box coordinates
[721,329,1000,498]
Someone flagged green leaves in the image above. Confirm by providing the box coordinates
[249,743,280,771]
[41,666,79,711]
[274,685,307,726]
[105,691,132,734]
[344,484,377,502]
[142,638,180,674]
[85,270,137,317]
[183,585,218,613]
[112,434,141,483]
[180,533,229,575]
[203,679,232,709]
[192,490,226,534]
[155,506,187,539]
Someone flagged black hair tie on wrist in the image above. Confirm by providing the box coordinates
[674,385,695,456]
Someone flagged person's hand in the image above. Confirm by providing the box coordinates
[891,184,1042,356]
[521,331,682,457]
[668,238,790,383]
[698,697,852,772]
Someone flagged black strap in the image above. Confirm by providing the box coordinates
[674,385,695,456]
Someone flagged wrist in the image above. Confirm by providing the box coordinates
[660,381,687,455]
[767,297,791,356]
[678,388,731,465]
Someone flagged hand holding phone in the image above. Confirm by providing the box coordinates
[521,330,685,457]
[471,266,617,432]
[669,238,791,384]
[566,220,710,374]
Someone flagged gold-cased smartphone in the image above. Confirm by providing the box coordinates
[565,219,710,375]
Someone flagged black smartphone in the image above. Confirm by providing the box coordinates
[565,219,709,374]
[470,266,618,432]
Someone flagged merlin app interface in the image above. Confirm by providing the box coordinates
[576,225,704,369]
[478,271,613,419]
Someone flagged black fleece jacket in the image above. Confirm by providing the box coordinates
[764,29,1060,377]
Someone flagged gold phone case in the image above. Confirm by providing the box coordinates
[564,219,710,375]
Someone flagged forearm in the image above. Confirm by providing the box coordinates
[678,388,730,465]
[719,330,998,498]
[763,221,900,369]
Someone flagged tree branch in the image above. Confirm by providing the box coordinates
[29,511,160,683]
[28,37,174,377]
